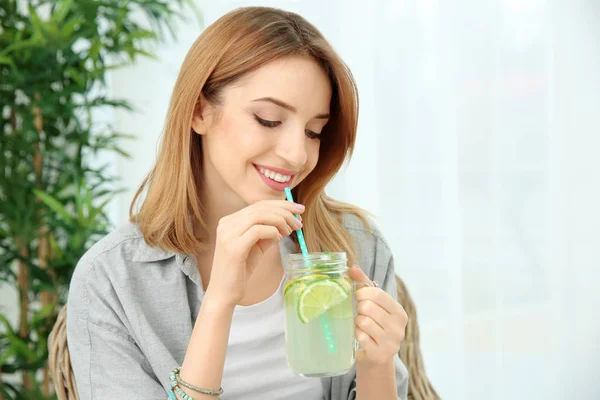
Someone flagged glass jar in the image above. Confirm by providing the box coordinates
[282,252,355,377]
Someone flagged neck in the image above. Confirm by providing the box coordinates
[197,188,247,246]
[193,173,247,287]
[195,159,248,247]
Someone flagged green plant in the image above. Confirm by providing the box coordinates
[0,0,198,398]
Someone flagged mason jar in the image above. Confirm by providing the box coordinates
[282,252,356,377]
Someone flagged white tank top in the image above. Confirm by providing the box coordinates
[221,276,324,400]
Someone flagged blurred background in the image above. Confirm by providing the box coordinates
[1,0,599,399]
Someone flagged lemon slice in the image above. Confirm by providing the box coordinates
[297,280,349,323]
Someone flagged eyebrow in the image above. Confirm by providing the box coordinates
[251,97,330,119]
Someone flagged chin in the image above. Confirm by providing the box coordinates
[253,182,292,202]
[243,190,286,205]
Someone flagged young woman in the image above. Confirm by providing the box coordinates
[67,6,409,400]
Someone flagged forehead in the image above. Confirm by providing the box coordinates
[223,56,332,114]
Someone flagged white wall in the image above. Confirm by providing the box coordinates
[548,1,600,398]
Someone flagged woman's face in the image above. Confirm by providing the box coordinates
[193,55,331,206]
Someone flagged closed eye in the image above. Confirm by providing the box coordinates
[254,115,281,128]
[254,114,323,140]
[305,130,322,141]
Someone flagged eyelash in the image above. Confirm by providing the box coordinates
[254,115,322,141]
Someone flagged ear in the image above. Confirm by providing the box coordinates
[191,93,213,136]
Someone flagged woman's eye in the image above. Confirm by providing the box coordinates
[254,115,281,128]
[254,114,321,140]
[305,130,323,140]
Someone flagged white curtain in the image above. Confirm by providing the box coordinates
[109,1,600,398]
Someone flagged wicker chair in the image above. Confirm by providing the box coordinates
[48,305,78,400]
[48,275,439,400]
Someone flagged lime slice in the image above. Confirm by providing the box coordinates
[297,280,349,323]
[328,278,354,319]
[336,277,353,292]
[283,273,330,297]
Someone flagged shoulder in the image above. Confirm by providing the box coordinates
[73,222,174,277]
[78,222,142,261]
[67,222,176,315]
[342,212,389,247]
[342,212,394,280]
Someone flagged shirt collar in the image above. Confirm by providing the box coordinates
[131,239,177,263]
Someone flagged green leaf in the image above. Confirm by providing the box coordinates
[28,4,46,40]
[32,190,73,223]
[0,314,16,336]
[111,146,131,158]
[30,304,56,328]
[65,66,86,87]
[61,16,85,38]
[48,235,65,259]
[129,29,157,41]
[0,55,15,68]
[52,0,74,25]
[0,345,17,365]
[88,197,113,222]
[0,36,45,57]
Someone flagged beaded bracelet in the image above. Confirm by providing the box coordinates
[169,369,194,400]
[169,367,224,398]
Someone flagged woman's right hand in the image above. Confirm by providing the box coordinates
[205,200,305,307]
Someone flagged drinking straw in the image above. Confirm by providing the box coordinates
[284,187,337,353]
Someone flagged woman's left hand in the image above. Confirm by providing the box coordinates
[350,265,408,365]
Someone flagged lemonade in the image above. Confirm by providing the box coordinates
[283,253,356,377]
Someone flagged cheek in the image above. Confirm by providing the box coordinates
[305,140,321,172]
[218,113,242,140]
[213,112,257,152]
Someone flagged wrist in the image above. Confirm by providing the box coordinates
[355,358,397,400]
[356,357,395,375]
[202,289,238,313]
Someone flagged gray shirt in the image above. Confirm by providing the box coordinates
[66,213,409,399]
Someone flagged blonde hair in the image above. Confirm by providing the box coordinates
[130,6,369,264]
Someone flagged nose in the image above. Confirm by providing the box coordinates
[274,128,308,169]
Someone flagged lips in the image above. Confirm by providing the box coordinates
[253,164,298,192]
[257,166,292,183]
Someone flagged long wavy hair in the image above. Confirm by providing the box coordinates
[130,6,368,264]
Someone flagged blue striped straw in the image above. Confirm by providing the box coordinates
[284,187,337,353]
[284,187,309,255]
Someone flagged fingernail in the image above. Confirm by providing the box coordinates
[294,219,303,228]
[295,204,305,211]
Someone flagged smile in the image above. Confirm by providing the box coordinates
[257,166,292,183]
[253,164,298,192]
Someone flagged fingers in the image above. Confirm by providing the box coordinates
[219,201,304,238]
[355,301,407,364]
[355,315,386,344]
[253,200,306,215]
[355,287,403,316]
[356,298,407,350]
[238,225,281,251]
[241,209,301,237]
[266,206,304,234]
[349,265,371,285]
[355,326,378,353]
[356,299,390,329]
